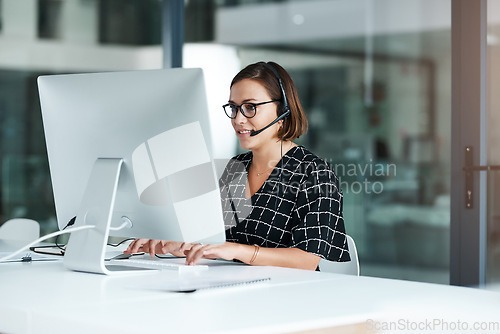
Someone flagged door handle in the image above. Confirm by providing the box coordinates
[463,146,500,209]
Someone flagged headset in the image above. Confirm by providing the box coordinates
[249,62,293,213]
[250,62,291,136]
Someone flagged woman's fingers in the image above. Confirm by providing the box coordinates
[125,240,227,261]
[184,243,204,265]
[124,239,166,257]
[144,240,158,258]
[184,243,220,265]
[124,238,148,254]
[166,242,189,257]
[161,241,186,257]
[178,242,192,253]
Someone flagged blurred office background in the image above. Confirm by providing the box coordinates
[0,0,498,285]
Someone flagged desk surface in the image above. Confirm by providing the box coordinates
[1,241,499,334]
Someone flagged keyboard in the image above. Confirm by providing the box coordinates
[106,256,209,272]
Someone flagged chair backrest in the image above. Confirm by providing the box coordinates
[0,218,40,241]
[318,235,359,276]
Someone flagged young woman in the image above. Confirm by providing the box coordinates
[125,61,349,271]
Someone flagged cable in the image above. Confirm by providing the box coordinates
[0,225,95,263]
[109,220,131,231]
[52,216,132,250]
[55,216,76,250]
[277,131,285,211]
[107,238,135,248]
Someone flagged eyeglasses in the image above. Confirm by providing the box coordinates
[222,100,279,119]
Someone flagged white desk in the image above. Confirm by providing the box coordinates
[1,241,499,334]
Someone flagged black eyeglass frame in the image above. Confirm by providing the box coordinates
[222,100,280,119]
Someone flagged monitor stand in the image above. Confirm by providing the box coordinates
[63,158,124,275]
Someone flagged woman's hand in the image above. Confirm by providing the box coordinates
[124,239,193,258]
[185,242,320,270]
[184,242,242,265]
[126,240,320,270]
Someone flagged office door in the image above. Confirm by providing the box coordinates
[451,0,500,286]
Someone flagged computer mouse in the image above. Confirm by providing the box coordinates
[110,253,133,260]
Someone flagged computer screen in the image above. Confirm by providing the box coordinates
[38,68,226,274]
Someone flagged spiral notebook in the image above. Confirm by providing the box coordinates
[167,277,271,293]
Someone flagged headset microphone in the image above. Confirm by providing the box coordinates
[250,109,290,136]
[250,62,291,137]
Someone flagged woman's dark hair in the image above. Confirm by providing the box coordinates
[230,61,308,141]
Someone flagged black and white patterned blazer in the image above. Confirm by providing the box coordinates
[220,145,350,262]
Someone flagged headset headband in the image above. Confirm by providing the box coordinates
[259,62,290,115]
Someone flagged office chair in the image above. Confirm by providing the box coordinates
[0,218,40,241]
[319,235,360,276]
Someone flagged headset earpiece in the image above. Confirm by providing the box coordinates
[250,62,291,137]
[259,62,290,118]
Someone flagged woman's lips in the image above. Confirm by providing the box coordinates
[236,129,253,136]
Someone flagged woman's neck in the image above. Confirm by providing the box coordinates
[251,140,295,172]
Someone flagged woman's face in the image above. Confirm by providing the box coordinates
[229,79,280,151]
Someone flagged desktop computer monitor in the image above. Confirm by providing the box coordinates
[38,68,226,274]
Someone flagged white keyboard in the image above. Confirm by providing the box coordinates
[107,256,209,272]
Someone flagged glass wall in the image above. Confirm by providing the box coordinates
[0,69,55,234]
[0,0,453,284]
[0,0,162,237]
[202,0,452,283]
